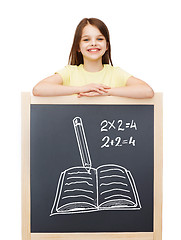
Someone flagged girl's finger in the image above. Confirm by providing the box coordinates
[92,88,107,94]
[99,87,108,93]
[92,88,102,94]
[100,84,111,89]
[84,92,101,97]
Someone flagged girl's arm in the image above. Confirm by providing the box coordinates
[32,74,110,96]
[108,76,154,98]
[78,76,154,99]
[33,74,80,96]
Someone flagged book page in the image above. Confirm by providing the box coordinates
[51,166,97,215]
[97,164,141,210]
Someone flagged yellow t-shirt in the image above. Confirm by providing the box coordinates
[55,64,132,88]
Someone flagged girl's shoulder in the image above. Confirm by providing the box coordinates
[64,64,78,71]
[104,64,122,72]
[64,64,87,73]
[106,65,131,73]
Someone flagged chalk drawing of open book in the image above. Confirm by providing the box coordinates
[50,117,141,216]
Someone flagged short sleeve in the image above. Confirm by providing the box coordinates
[114,67,132,87]
[55,65,70,86]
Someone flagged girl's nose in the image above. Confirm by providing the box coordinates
[90,39,96,46]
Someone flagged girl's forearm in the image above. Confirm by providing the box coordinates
[108,85,154,99]
[33,83,80,97]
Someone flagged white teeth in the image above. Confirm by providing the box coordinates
[89,49,99,52]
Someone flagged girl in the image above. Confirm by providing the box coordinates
[33,18,154,98]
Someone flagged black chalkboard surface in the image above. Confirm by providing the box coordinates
[30,104,154,233]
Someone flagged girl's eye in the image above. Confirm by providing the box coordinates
[83,39,89,42]
[98,38,104,41]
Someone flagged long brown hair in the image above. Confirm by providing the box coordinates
[68,18,113,66]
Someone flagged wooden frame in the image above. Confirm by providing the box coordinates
[21,93,163,240]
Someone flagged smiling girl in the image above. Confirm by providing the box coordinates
[33,18,154,98]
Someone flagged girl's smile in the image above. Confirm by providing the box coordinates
[87,48,101,52]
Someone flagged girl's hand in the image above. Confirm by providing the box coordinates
[79,84,110,94]
[77,90,110,98]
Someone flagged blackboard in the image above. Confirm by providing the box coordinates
[30,104,154,233]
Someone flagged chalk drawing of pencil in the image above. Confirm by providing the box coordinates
[73,117,92,173]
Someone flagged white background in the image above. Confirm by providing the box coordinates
[0,0,180,239]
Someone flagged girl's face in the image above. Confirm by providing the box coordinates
[79,24,108,63]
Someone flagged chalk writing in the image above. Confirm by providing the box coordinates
[101,136,136,148]
[100,119,137,149]
[100,119,137,132]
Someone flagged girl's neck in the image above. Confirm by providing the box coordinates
[83,59,104,72]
